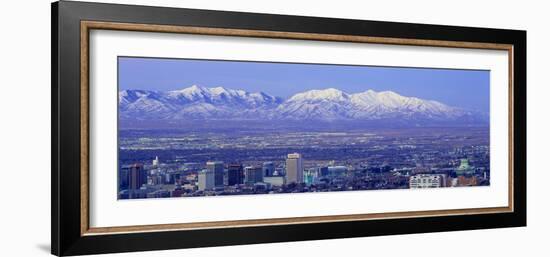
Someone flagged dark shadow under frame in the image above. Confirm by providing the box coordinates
[52,1,526,256]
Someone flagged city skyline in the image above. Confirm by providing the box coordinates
[118,127,490,200]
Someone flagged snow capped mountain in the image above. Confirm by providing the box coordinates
[157,85,281,107]
[276,88,471,121]
[119,85,282,120]
[119,85,487,126]
[348,90,465,119]
[288,88,350,102]
[277,88,352,120]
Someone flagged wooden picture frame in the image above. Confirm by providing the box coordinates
[52,1,526,256]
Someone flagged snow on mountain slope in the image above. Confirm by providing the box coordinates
[276,88,469,121]
[119,85,487,125]
[119,85,282,120]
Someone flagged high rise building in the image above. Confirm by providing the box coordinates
[152,156,159,167]
[207,161,224,187]
[227,163,244,186]
[198,169,215,191]
[303,168,318,186]
[286,153,303,184]
[119,164,129,190]
[262,162,275,177]
[121,163,146,190]
[244,166,263,184]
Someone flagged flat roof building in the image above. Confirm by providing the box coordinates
[207,161,224,187]
[286,153,303,184]
[409,174,443,189]
[198,169,215,191]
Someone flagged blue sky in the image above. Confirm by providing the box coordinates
[119,57,490,112]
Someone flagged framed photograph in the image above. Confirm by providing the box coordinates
[52,1,526,256]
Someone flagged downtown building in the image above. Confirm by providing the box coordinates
[244,166,264,184]
[263,176,286,187]
[119,163,147,190]
[303,168,319,186]
[118,163,149,199]
[262,162,275,177]
[227,163,244,186]
[409,174,445,188]
[206,161,224,187]
[198,169,215,191]
[456,158,475,176]
[262,163,286,187]
[286,153,304,184]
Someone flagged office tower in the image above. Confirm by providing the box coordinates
[119,164,129,190]
[227,163,244,186]
[198,169,215,190]
[122,163,146,190]
[244,166,263,184]
[152,156,159,167]
[207,161,224,187]
[303,168,318,186]
[286,153,303,183]
[262,162,275,177]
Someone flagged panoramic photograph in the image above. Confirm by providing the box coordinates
[117,57,490,200]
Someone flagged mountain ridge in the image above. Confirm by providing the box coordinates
[119,85,488,126]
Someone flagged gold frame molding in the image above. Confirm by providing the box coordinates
[80,20,514,236]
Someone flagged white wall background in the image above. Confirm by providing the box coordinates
[0,0,547,256]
